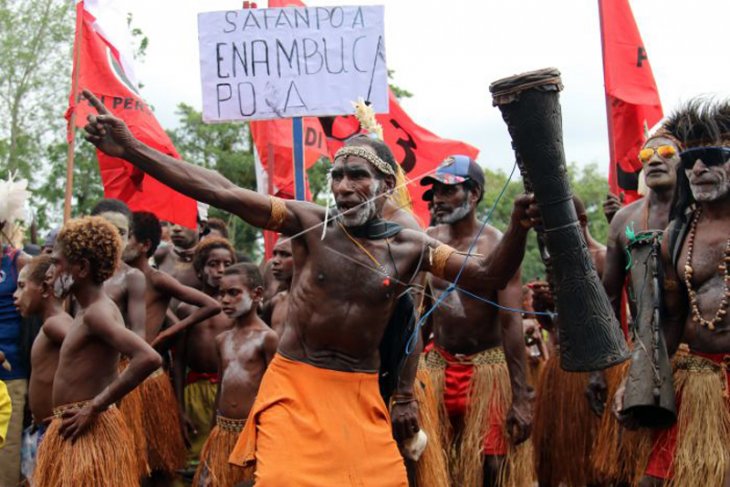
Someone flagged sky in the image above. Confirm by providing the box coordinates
[124,0,730,175]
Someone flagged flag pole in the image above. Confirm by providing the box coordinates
[597,0,617,194]
[64,1,83,223]
[292,117,305,201]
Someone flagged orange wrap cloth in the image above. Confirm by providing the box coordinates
[644,350,730,486]
[422,344,534,487]
[34,402,139,487]
[229,353,408,486]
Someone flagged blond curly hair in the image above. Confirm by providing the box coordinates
[57,216,122,284]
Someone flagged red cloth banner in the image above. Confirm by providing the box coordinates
[67,1,197,228]
[599,0,663,204]
[322,91,479,226]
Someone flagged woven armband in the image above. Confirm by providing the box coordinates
[265,196,287,231]
[429,244,457,278]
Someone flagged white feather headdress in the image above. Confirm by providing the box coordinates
[0,173,30,226]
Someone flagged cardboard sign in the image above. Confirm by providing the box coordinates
[198,6,388,122]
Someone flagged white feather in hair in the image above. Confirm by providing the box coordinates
[0,173,30,225]
[352,97,383,140]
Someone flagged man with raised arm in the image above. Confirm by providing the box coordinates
[82,90,537,486]
[420,156,532,487]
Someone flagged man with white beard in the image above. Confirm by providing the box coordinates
[615,98,730,487]
[419,156,533,487]
[81,89,538,486]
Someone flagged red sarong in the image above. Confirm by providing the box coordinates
[425,343,508,455]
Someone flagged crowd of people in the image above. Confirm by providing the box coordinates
[0,91,728,487]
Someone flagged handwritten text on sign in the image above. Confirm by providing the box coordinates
[198,6,387,122]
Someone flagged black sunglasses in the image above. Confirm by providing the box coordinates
[679,146,730,170]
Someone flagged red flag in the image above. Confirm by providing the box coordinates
[67,0,197,228]
[322,91,479,226]
[599,0,663,204]
[251,117,328,258]
[250,118,329,200]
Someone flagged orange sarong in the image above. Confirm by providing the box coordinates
[229,353,407,487]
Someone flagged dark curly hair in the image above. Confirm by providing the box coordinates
[131,211,162,257]
[25,254,54,284]
[57,216,122,284]
[193,237,236,274]
[223,262,264,289]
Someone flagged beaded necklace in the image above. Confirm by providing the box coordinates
[683,208,730,331]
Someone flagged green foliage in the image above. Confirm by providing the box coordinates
[0,0,73,179]
[167,104,261,259]
[477,162,609,282]
[388,69,412,100]
[307,157,332,205]
[36,134,104,231]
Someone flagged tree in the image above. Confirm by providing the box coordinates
[0,0,74,239]
[167,104,262,259]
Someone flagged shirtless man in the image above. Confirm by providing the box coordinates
[602,132,681,330]
[12,255,72,483]
[174,237,236,471]
[88,198,153,478]
[193,263,278,487]
[420,156,532,486]
[616,99,730,486]
[82,90,536,486]
[155,222,200,289]
[123,211,221,483]
[90,199,147,339]
[125,211,220,346]
[585,131,682,485]
[33,216,161,487]
[261,238,293,336]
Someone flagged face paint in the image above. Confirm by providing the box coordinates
[337,180,381,227]
[52,272,74,299]
[229,289,253,319]
[436,194,472,224]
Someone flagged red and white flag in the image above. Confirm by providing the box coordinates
[67,0,197,227]
[599,0,663,204]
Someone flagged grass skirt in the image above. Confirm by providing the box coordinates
[410,366,450,487]
[590,360,652,486]
[139,368,187,475]
[665,353,730,487]
[423,346,534,487]
[118,357,150,478]
[532,354,598,487]
[192,416,252,487]
[34,403,139,487]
